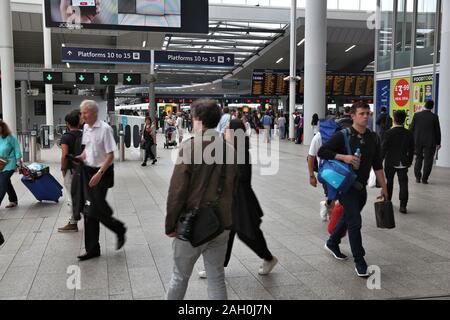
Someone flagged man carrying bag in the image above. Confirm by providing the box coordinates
[318,102,389,278]
[165,99,238,300]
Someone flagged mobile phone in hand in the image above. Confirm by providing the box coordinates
[71,0,96,16]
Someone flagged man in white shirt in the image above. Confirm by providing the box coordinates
[77,100,127,261]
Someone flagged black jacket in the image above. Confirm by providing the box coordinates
[409,110,441,147]
[381,126,415,168]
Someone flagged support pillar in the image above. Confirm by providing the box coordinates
[0,0,17,133]
[437,0,450,167]
[43,3,54,140]
[20,81,28,131]
[288,0,297,141]
[304,0,327,146]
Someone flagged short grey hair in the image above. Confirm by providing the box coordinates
[80,100,99,113]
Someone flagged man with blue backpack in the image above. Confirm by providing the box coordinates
[318,102,389,277]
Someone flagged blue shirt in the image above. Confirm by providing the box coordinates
[216,114,231,134]
[0,135,22,172]
[261,115,272,126]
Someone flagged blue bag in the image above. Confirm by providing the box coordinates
[318,129,357,198]
[319,119,340,145]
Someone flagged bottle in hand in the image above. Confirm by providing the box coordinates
[353,148,361,170]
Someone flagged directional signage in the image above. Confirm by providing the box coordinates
[123,74,141,85]
[62,47,150,65]
[62,47,235,68]
[75,73,94,85]
[154,51,234,67]
[99,73,118,85]
[43,72,63,84]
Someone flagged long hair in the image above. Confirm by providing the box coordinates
[0,120,12,138]
[311,113,319,126]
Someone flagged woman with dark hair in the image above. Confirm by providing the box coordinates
[311,113,319,135]
[141,117,157,166]
[198,118,278,278]
[0,120,23,209]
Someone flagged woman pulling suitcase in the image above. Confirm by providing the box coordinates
[0,120,23,210]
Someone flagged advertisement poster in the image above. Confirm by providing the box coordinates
[412,74,434,113]
[391,77,411,128]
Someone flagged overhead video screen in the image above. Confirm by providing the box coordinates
[45,0,208,33]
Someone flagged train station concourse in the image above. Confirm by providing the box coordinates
[1,0,450,304]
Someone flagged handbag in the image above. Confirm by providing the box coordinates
[374,198,395,229]
[176,150,227,247]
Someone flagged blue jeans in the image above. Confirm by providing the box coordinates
[327,187,367,263]
[0,170,18,205]
[279,126,285,139]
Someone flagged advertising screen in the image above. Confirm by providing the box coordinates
[45,0,208,33]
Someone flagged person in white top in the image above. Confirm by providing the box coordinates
[76,100,126,261]
[176,112,184,145]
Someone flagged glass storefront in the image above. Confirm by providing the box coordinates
[414,0,438,66]
[377,0,394,71]
[394,0,414,68]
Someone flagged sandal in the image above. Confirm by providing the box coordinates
[5,202,17,209]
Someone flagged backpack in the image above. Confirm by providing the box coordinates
[319,119,340,145]
[318,129,357,200]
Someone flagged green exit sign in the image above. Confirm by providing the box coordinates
[75,73,94,84]
[99,73,118,85]
[123,73,141,85]
[43,72,63,84]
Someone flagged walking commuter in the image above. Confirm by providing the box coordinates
[176,112,184,145]
[381,110,415,214]
[318,102,389,277]
[216,107,231,136]
[198,119,278,280]
[261,111,273,143]
[165,99,238,300]
[58,110,83,232]
[277,113,286,139]
[0,120,23,210]
[376,106,392,141]
[77,100,127,261]
[409,100,441,184]
[141,117,157,166]
[311,113,319,135]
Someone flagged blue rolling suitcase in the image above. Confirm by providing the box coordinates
[21,174,63,203]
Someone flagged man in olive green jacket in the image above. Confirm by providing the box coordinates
[165,100,238,300]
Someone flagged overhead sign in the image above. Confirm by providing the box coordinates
[100,73,118,85]
[76,72,95,85]
[123,74,141,85]
[154,51,234,67]
[45,0,208,34]
[62,47,150,65]
[43,72,63,84]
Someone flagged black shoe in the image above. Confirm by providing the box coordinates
[355,260,369,277]
[117,228,127,250]
[416,177,421,183]
[77,251,100,261]
[0,232,4,246]
[399,206,407,214]
[422,180,428,184]
[141,162,147,167]
[324,243,348,261]
[151,159,157,165]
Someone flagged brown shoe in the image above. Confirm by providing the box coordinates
[58,223,78,233]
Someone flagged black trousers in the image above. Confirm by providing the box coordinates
[83,166,125,254]
[385,166,409,207]
[223,229,273,267]
[414,145,436,181]
[143,141,155,162]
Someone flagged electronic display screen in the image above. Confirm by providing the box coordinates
[45,0,208,33]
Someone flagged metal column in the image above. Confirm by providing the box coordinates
[0,0,17,133]
[304,0,327,146]
[20,81,28,131]
[43,2,54,140]
[288,0,297,141]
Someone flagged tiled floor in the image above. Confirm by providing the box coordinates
[1,133,449,300]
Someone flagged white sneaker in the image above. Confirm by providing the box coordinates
[258,256,278,275]
[198,270,207,279]
[320,201,328,221]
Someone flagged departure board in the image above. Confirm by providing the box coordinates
[251,71,264,96]
[344,76,357,96]
[355,76,368,96]
[263,72,276,96]
[365,75,374,96]
[333,76,346,96]
[275,72,288,96]
[326,75,334,96]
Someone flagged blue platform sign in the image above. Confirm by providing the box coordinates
[375,79,391,133]
[62,47,150,64]
[154,51,234,67]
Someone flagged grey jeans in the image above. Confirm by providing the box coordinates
[63,172,77,225]
[166,230,230,300]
